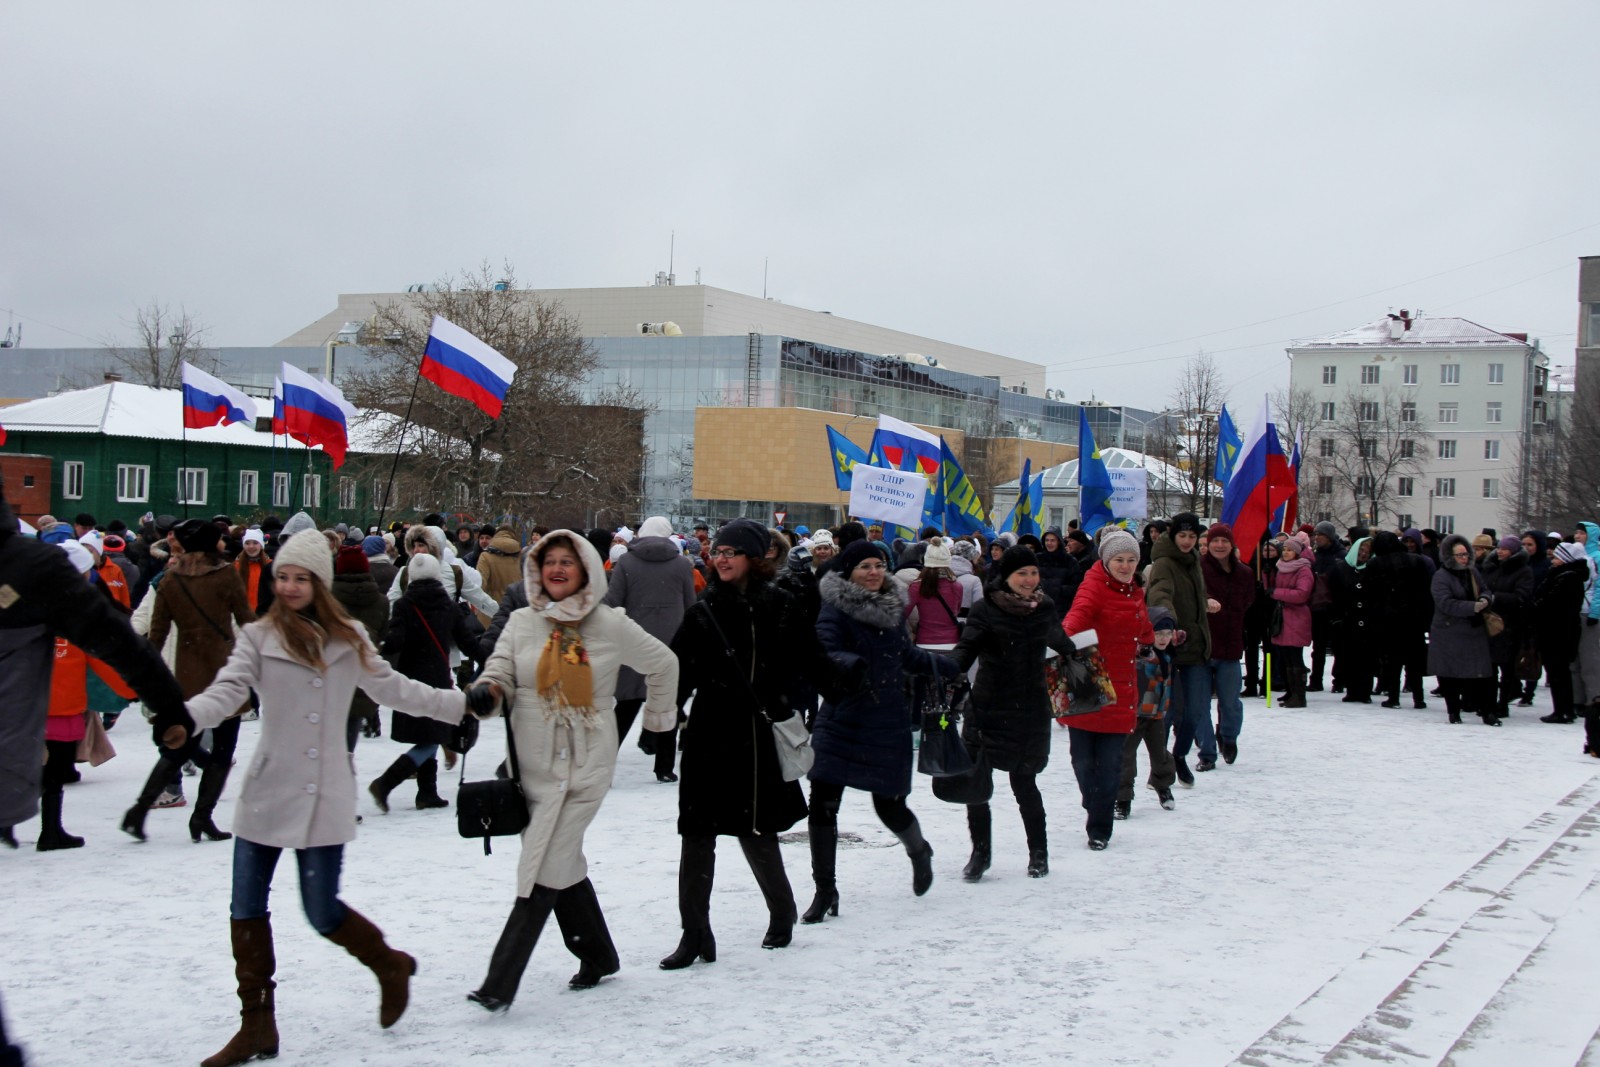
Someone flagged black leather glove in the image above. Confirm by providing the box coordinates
[465,683,501,716]
[151,704,196,750]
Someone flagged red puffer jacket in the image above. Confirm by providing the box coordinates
[1063,560,1154,733]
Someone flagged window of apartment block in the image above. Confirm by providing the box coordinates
[1435,477,1456,498]
[1397,476,1415,497]
[1532,399,1548,425]
[239,470,258,506]
[1484,439,1500,461]
[1358,401,1379,422]
[1438,402,1458,424]
[1360,365,1380,385]
[1397,513,1414,529]
[1440,364,1461,385]
[1402,363,1418,385]
[1316,511,1334,523]
[302,475,321,509]
[339,477,356,510]
[1400,440,1416,459]
[272,472,291,508]
[1487,362,1504,384]
[1400,401,1416,422]
[1355,474,1375,497]
[1317,475,1335,494]
[372,479,392,513]
[177,468,207,506]
[1358,437,1377,458]
[1436,515,1456,535]
[1485,401,1502,423]
[1322,365,1337,385]
[1320,402,1336,422]
[1483,478,1499,499]
[116,464,149,503]
[1438,439,1456,459]
[452,483,470,508]
[1318,438,1336,458]
[62,461,85,499]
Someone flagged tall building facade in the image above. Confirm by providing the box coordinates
[1287,313,1551,537]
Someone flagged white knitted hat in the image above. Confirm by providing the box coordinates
[273,529,334,589]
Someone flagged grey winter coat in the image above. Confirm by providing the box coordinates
[602,535,696,703]
[1427,534,1494,680]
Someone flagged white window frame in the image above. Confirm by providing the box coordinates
[1438,440,1457,460]
[62,461,85,499]
[1438,402,1459,424]
[1319,402,1336,423]
[1400,401,1416,423]
[115,464,149,503]
[1397,513,1414,530]
[1318,438,1336,458]
[1483,478,1499,500]
[1355,474,1375,497]
[1358,401,1379,422]
[1435,477,1456,499]
[302,474,321,509]
[1322,365,1337,386]
[1360,365,1380,385]
[338,477,356,510]
[1484,440,1500,461]
[272,472,291,508]
[1402,364,1418,385]
[176,467,208,506]
[238,470,258,506]
[1400,440,1416,459]
[1317,474,1335,494]
[1440,363,1461,385]
[1488,362,1504,384]
[1486,401,1502,424]
[1397,476,1414,498]
[1436,515,1455,535]
[372,479,391,512]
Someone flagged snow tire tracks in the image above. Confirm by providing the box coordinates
[1237,776,1600,1067]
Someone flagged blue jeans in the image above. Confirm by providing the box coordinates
[404,744,438,767]
[1172,663,1219,763]
[230,837,347,934]
[1067,727,1126,843]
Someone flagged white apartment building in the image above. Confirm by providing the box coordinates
[1287,312,1553,538]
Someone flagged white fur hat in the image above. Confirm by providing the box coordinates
[274,529,334,589]
[58,540,95,574]
[407,552,442,584]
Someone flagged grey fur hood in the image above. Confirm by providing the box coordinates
[819,569,906,630]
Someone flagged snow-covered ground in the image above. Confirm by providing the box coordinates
[6,689,1600,1067]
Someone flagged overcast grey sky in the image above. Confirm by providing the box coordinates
[3,2,1595,407]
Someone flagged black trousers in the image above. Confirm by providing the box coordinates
[1440,677,1495,720]
[968,769,1047,852]
[807,779,914,834]
[1310,611,1335,687]
[1549,658,1576,719]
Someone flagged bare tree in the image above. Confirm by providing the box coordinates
[1314,385,1430,529]
[1168,350,1229,516]
[101,301,217,388]
[1511,386,1600,532]
[341,262,651,527]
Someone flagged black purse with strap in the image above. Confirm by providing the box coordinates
[456,709,529,855]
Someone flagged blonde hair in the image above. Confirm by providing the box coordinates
[266,573,373,672]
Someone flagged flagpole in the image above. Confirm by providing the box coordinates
[376,362,424,531]
[181,420,189,519]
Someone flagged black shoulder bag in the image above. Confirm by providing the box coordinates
[456,709,530,855]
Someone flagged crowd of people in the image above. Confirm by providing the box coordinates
[4,477,1600,1067]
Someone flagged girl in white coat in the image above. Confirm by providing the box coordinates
[187,531,469,1067]
[464,530,678,1012]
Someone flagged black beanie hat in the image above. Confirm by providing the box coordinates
[835,539,882,577]
[174,517,219,555]
[1169,512,1203,535]
[995,545,1039,583]
[713,518,770,559]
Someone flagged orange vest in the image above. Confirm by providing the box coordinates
[49,639,135,717]
[96,558,131,609]
[236,555,268,613]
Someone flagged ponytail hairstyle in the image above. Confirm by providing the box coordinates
[265,573,373,671]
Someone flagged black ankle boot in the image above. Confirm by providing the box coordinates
[895,819,935,897]
[414,757,449,810]
[963,805,992,882]
[36,792,84,851]
[659,928,716,969]
[190,760,234,843]
[369,755,417,814]
[801,888,840,923]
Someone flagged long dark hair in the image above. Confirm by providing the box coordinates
[266,574,373,671]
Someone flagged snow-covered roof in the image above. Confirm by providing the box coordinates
[0,382,394,452]
[1292,316,1528,349]
[994,448,1190,494]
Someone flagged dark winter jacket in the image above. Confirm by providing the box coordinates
[810,573,957,795]
[478,580,529,662]
[950,585,1074,772]
[367,554,398,595]
[671,577,811,837]
[1522,530,1551,590]
[603,535,697,703]
[332,570,389,730]
[1531,557,1588,666]
[1200,550,1255,661]
[382,577,477,745]
[1063,560,1153,733]
[1146,533,1212,665]
[147,554,255,698]
[1035,537,1083,620]
[1366,533,1434,639]
[1334,539,1384,646]
[1481,550,1535,666]
[1428,534,1493,680]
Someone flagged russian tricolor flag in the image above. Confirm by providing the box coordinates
[1219,396,1288,563]
[181,363,257,430]
[280,362,357,468]
[422,315,516,419]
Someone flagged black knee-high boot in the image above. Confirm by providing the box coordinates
[661,834,718,969]
[964,804,992,882]
[414,757,449,809]
[121,752,182,841]
[368,755,417,814]
[740,835,797,949]
[802,792,840,923]
[894,817,935,897]
[468,887,559,1012]
[554,878,620,990]
[190,760,234,843]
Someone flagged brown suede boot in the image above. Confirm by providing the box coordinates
[323,906,416,1028]
[202,916,279,1067]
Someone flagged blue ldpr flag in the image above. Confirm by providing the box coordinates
[1214,404,1243,488]
[826,425,869,491]
[999,458,1043,537]
[940,437,990,537]
[1078,409,1116,534]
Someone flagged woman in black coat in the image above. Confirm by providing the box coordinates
[1532,545,1589,725]
[661,520,814,970]
[1482,539,1535,718]
[1368,532,1435,709]
[1035,527,1083,621]
[1428,534,1498,725]
[950,545,1074,881]
[802,542,958,924]
[368,553,478,811]
[1241,537,1278,697]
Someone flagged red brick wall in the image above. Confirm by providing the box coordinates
[0,453,52,525]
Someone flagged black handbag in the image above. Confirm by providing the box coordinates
[931,686,992,803]
[918,686,974,778]
[456,711,530,855]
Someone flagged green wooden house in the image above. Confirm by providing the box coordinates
[0,382,390,527]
